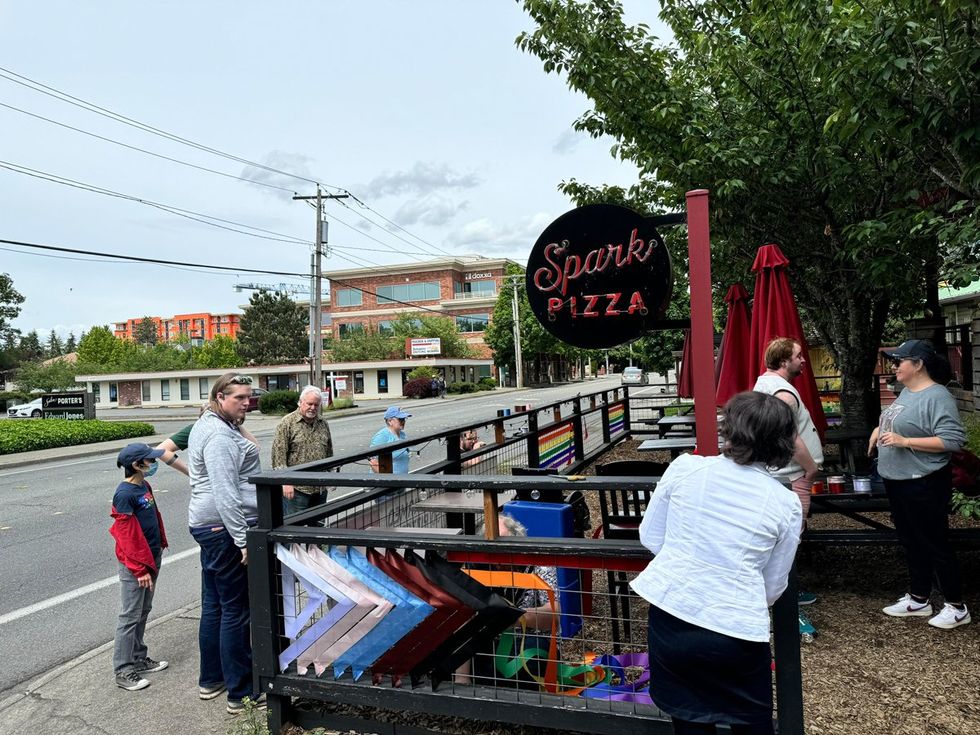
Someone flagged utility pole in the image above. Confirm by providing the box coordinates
[293,187,348,389]
[510,276,524,389]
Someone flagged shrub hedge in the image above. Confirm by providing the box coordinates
[477,377,497,390]
[447,382,479,394]
[403,377,434,398]
[0,419,156,455]
[258,390,300,414]
[406,366,438,381]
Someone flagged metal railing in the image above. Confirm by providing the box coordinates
[242,386,804,735]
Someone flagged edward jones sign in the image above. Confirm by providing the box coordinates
[525,204,673,348]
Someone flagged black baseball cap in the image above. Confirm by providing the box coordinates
[882,339,936,361]
[117,443,165,468]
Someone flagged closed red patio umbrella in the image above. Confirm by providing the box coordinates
[714,284,753,406]
[677,329,694,399]
[748,244,827,438]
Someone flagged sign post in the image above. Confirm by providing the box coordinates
[685,190,718,456]
[42,392,95,420]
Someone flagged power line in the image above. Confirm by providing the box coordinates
[343,193,457,258]
[0,66,329,188]
[0,100,299,195]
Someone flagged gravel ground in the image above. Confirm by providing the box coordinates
[287,440,980,735]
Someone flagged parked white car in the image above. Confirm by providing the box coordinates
[621,367,649,386]
[7,397,43,418]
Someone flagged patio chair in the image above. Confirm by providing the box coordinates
[595,460,665,652]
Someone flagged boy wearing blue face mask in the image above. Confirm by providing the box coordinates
[110,443,170,691]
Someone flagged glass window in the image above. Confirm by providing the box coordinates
[377,320,394,334]
[180,379,190,401]
[338,323,365,339]
[354,371,364,394]
[335,289,363,307]
[141,381,151,402]
[455,313,490,332]
[455,279,496,297]
[92,383,101,402]
[161,381,170,401]
[199,377,209,399]
[377,369,388,394]
[376,281,440,304]
[478,365,492,379]
[109,383,118,403]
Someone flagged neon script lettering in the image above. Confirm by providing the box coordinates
[532,229,654,296]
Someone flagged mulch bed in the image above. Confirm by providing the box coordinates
[288,440,980,735]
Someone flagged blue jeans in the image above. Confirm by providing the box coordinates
[284,489,327,519]
[191,526,253,701]
[112,552,161,674]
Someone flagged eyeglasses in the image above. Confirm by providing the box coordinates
[891,357,916,367]
[228,375,253,385]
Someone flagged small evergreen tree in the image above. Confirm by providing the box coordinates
[237,291,308,365]
[46,329,63,358]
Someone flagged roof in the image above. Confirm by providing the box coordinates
[324,256,518,281]
[939,279,980,305]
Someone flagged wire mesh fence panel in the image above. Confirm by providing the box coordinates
[583,410,605,456]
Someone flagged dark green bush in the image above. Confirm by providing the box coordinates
[0,419,156,455]
[477,377,497,390]
[447,382,479,394]
[257,390,300,414]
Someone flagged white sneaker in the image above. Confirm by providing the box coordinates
[928,603,971,630]
[882,594,933,617]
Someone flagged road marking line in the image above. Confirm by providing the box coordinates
[0,546,200,627]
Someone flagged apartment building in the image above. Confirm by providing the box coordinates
[114,312,241,344]
[324,256,516,360]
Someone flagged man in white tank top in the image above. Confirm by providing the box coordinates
[753,338,823,523]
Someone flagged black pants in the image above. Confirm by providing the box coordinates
[885,464,962,603]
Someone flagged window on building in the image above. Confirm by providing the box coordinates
[338,323,365,339]
[455,313,490,332]
[109,383,118,403]
[377,320,394,334]
[267,375,291,390]
[141,381,151,402]
[180,379,190,401]
[354,371,364,394]
[161,381,170,401]
[377,369,388,394]
[478,365,492,379]
[376,281,440,304]
[335,289,363,307]
[92,383,101,402]
[454,279,497,298]
[199,378,209,399]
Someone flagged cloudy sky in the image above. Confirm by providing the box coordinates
[0,1,668,340]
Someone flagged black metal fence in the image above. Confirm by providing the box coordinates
[245,387,804,735]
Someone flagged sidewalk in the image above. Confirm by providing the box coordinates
[0,603,239,735]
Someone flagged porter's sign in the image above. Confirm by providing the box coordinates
[525,204,673,348]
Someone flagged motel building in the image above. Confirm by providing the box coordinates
[76,357,495,408]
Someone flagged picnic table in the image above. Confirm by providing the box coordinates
[414,489,517,534]
[638,436,724,457]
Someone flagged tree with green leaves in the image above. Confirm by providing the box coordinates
[133,317,158,346]
[192,335,243,369]
[517,0,979,428]
[330,325,400,362]
[46,330,63,358]
[15,359,81,393]
[237,291,308,365]
[0,273,24,346]
[76,326,120,368]
[64,332,77,354]
[17,330,44,363]
[389,314,475,359]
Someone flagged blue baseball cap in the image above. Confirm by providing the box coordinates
[117,443,165,468]
[383,406,411,421]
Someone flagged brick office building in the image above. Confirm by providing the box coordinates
[324,256,517,363]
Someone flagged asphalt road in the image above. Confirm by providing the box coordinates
[0,378,640,695]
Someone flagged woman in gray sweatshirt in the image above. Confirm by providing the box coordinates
[187,373,263,713]
[869,340,967,631]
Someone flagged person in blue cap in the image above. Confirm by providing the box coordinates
[369,406,412,474]
[109,443,169,691]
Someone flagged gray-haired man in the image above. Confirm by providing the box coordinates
[271,385,334,515]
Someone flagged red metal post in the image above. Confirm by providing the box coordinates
[686,189,718,455]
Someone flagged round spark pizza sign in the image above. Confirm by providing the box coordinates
[525,204,673,348]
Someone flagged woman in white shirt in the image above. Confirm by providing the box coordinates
[630,391,803,735]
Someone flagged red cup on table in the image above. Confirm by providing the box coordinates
[828,476,846,494]
[810,480,825,495]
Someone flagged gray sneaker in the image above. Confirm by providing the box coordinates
[199,683,227,700]
[134,657,169,673]
[227,694,266,715]
[115,670,150,691]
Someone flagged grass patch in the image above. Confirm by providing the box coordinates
[0,419,156,455]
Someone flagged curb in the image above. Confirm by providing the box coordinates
[0,601,201,713]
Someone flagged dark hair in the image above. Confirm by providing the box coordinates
[915,341,953,385]
[720,391,796,468]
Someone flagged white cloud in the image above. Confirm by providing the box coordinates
[552,129,582,155]
[241,151,317,199]
[445,212,553,255]
[360,162,480,199]
[392,195,468,227]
